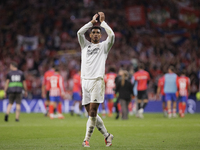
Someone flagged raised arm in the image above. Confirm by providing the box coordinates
[99,12,115,52]
[77,14,99,49]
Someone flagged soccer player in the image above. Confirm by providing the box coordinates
[133,63,150,118]
[71,71,83,116]
[103,67,117,117]
[77,12,115,147]
[177,70,190,118]
[4,62,27,122]
[163,66,178,118]
[41,63,55,116]
[157,75,167,117]
[47,66,65,119]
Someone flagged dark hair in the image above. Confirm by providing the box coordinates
[55,66,59,72]
[11,61,18,68]
[108,66,116,73]
[180,69,186,75]
[168,65,175,72]
[138,63,145,69]
[90,26,101,32]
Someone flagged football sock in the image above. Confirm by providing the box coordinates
[173,108,176,114]
[143,102,148,109]
[49,105,54,114]
[96,114,109,138]
[138,103,141,110]
[182,103,186,113]
[107,102,113,114]
[84,116,97,142]
[179,103,182,114]
[57,103,62,114]
[45,104,49,113]
[168,109,171,115]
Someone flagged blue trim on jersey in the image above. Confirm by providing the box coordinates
[165,93,177,101]
[179,96,187,102]
[72,92,82,101]
[50,96,61,102]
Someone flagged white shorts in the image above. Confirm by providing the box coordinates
[82,78,105,105]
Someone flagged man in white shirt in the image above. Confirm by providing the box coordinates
[77,12,115,147]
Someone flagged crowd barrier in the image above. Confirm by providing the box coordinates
[0,98,199,114]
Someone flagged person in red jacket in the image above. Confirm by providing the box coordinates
[133,63,150,118]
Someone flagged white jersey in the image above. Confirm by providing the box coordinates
[77,21,115,80]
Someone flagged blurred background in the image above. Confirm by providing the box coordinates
[0,0,200,102]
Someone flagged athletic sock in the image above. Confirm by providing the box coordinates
[179,103,182,114]
[143,102,148,109]
[107,102,113,114]
[173,108,176,115]
[57,103,62,114]
[138,103,141,110]
[49,105,54,114]
[182,103,186,114]
[84,116,97,142]
[96,114,109,138]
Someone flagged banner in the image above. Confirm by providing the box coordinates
[126,6,146,26]
[0,99,199,113]
[179,7,200,29]
[147,8,170,27]
[17,35,38,51]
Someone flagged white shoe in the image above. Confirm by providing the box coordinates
[50,114,54,119]
[168,114,172,119]
[58,113,64,119]
[105,133,114,147]
[138,108,144,118]
[172,113,177,118]
[82,140,90,147]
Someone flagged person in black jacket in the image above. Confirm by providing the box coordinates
[115,70,133,120]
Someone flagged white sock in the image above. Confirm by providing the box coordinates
[96,114,109,138]
[84,116,97,142]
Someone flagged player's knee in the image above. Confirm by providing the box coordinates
[89,108,97,117]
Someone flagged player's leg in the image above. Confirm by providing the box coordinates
[49,97,56,119]
[57,97,64,119]
[15,93,22,121]
[162,95,167,117]
[172,94,177,118]
[44,91,50,116]
[5,93,15,122]
[82,103,98,147]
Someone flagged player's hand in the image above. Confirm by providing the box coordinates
[91,14,99,24]
[98,12,105,23]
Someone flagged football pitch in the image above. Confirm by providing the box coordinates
[0,113,200,150]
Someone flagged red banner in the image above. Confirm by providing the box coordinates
[126,6,146,26]
[179,7,200,29]
[147,8,170,27]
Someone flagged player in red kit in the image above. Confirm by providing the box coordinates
[157,75,167,117]
[41,64,55,116]
[71,71,83,116]
[47,66,66,119]
[133,63,150,118]
[177,70,190,118]
[104,67,117,117]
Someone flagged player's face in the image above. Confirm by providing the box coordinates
[90,29,101,44]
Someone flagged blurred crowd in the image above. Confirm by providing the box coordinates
[0,0,200,99]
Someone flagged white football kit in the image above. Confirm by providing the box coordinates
[77,21,115,105]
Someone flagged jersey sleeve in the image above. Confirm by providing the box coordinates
[100,21,115,53]
[77,22,92,49]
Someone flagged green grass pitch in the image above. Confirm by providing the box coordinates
[0,113,200,150]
